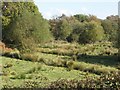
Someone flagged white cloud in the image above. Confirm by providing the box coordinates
[42,8,90,19]
[43,12,53,19]
[41,8,56,19]
[81,7,87,12]
[42,8,74,19]
[56,9,73,16]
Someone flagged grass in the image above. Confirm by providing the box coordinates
[36,41,119,68]
[78,55,119,67]
[1,56,99,88]
[37,41,118,56]
[18,52,119,75]
[1,41,120,88]
[1,55,119,88]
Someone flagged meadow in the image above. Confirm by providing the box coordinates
[1,1,120,89]
[1,41,120,89]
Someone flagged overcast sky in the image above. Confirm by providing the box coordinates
[34,0,119,20]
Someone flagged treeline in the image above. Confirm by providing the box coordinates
[49,14,118,44]
[1,1,119,51]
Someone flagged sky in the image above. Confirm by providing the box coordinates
[34,0,119,20]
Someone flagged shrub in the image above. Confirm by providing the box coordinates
[82,21,104,44]
[22,80,40,88]
[66,61,75,70]
[72,63,81,70]
[21,53,39,62]
[61,60,67,67]
[3,48,21,59]
[38,57,46,63]
[47,71,120,89]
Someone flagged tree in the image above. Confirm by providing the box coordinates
[59,19,72,40]
[2,1,53,51]
[118,18,120,61]
[101,18,118,42]
[87,15,101,24]
[49,15,72,40]
[67,21,84,42]
[2,1,39,29]
[79,21,105,44]
[74,14,88,22]
[49,18,61,40]
[2,1,40,42]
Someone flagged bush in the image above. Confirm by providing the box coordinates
[21,53,39,62]
[79,21,105,44]
[66,61,74,70]
[47,71,120,89]
[22,80,40,88]
[3,48,21,59]
[4,10,52,51]
[72,63,81,70]
[61,60,67,67]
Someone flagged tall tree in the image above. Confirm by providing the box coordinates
[74,14,88,22]
[101,16,118,42]
[49,15,72,40]
[79,21,105,44]
[2,1,53,50]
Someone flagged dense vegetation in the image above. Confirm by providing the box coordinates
[49,14,118,44]
[1,1,120,89]
[1,41,120,89]
[2,1,119,50]
[2,1,52,50]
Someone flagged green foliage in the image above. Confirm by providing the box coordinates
[102,16,118,42]
[22,80,40,88]
[2,2,53,50]
[26,67,37,74]
[2,1,39,35]
[66,61,74,70]
[1,49,120,88]
[21,53,40,62]
[67,20,105,44]
[2,56,99,88]
[47,72,120,89]
[50,14,118,45]
[20,52,118,75]
[118,18,120,61]
[10,71,17,75]
[50,16,72,40]
[18,74,26,79]
[79,21,105,44]
[59,19,72,40]
[3,48,21,59]
[50,14,105,44]
[74,14,88,22]
[67,21,84,42]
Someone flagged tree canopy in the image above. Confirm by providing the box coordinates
[1,2,118,52]
[2,1,53,51]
